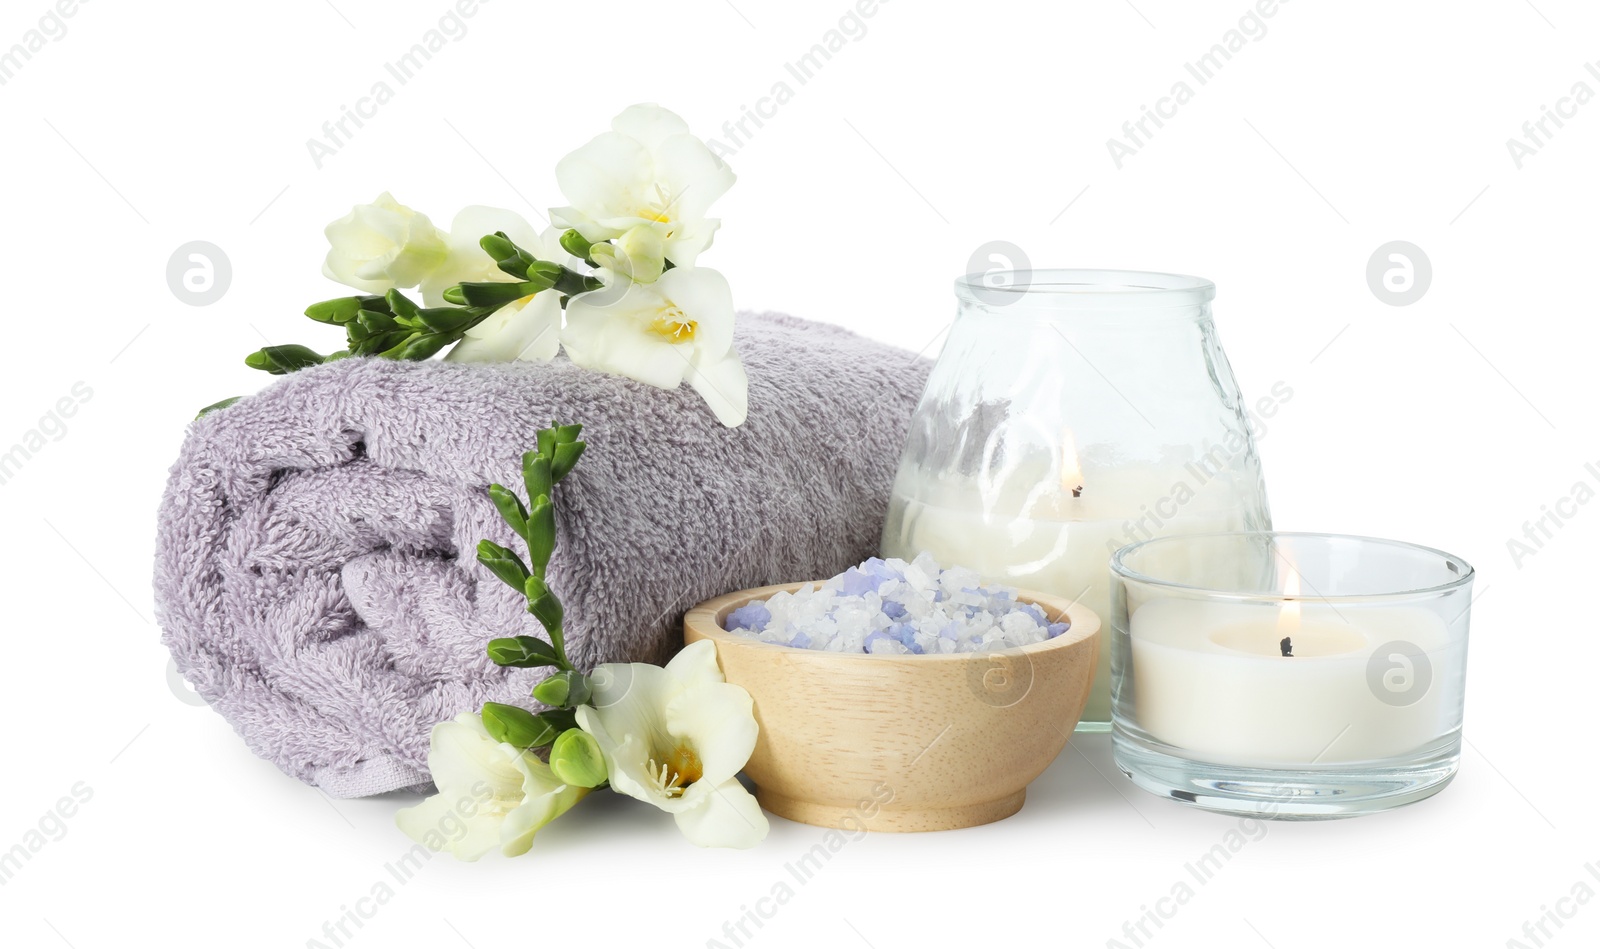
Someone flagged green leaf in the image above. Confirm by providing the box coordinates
[523,573,549,603]
[526,496,556,570]
[486,635,560,668]
[522,453,552,505]
[532,670,590,708]
[476,539,531,591]
[535,428,557,459]
[549,728,607,787]
[551,423,583,444]
[550,441,586,482]
[245,344,327,374]
[195,396,241,419]
[487,484,529,541]
[442,285,468,306]
[481,702,559,748]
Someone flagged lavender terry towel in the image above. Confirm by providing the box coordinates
[154,312,930,798]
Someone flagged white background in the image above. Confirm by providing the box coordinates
[1,0,1596,946]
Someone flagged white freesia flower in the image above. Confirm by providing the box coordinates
[438,213,578,364]
[396,713,586,861]
[562,267,749,427]
[552,104,735,268]
[575,640,768,849]
[322,192,448,294]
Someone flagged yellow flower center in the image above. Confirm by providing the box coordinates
[649,743,704,798]
[637,184,680,236]
[648,305,697,342]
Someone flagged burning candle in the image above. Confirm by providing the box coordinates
[884,430,1255,726]
[1115,538,1469,769]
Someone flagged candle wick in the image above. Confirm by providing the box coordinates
[1070,484,1083,499]
[1279,636,1293,658]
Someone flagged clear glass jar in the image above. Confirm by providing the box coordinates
[882,269,1273,729]
[1109,532,1474,818]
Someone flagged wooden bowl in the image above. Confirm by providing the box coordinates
[683,583,1100,832]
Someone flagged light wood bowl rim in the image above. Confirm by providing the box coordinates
[684,581,1101,662]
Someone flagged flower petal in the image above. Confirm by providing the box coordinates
[499,758,586,857]
[426,714,524,800]
[582,662,672,748]
[555,131,652,226]
[663,639,726,691]
[611,103,692,150]
[394,794,456,850]
[687,351,749,428]
[562,288,693,390]
[450,205,540,250]
[446,293,561,363]
[575,716,673,810]
[651,134,736,220]
[672,780,769,849]
[656,267,735,358]
[664,679,758,788]
[660,218,720,269]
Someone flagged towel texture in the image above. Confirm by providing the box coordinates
[154,312,929,797]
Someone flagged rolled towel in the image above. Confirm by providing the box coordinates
[155,311,930,797]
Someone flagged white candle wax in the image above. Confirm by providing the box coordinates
[884,462,1255,724]
[1129,598,1458,765]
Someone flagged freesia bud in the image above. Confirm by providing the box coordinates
[549,728,608,788]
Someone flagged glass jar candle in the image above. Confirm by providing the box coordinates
[1110,531,1474,818]
[882,269,1273,729]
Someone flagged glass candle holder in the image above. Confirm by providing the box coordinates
[882,270,1273,732]
[1109,532,1474,819]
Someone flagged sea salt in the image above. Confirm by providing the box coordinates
[722,553,1070,654]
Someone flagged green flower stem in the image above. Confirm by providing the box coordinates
[479,424,587,700]
[243,231,618,378]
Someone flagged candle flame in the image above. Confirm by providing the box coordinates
[1060,428,1083,498]
[1276,563,1301,635]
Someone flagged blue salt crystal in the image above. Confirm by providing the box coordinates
[1023,603,1047,624]
[1046,621,1070,639]
[725,602,771,631]
[863,557,899,582]
[862,630,889,651]
[939,621,960,640]
[839,567,877,596]
[882,599,907,620]
[789,631,812,649]
[889,623,920,649]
